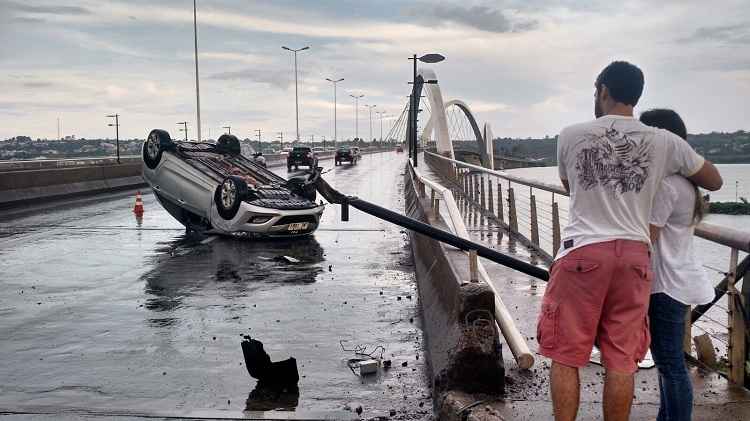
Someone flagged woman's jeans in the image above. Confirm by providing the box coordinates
[649,292,692,421]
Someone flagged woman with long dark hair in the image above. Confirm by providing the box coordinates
[640,109,711,421]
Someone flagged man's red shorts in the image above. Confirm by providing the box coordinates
[537,240,652,373]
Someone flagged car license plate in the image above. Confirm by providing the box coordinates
[288,222,308,231]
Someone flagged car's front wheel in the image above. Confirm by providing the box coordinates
[214,176,249,220]
[143,129,174,169]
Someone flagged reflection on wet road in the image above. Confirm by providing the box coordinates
[0,152,431,419]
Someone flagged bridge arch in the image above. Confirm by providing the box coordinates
[418,70,493,168]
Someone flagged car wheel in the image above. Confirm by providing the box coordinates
[143,129,174,169]
[295,165,298,170]
[214,176,248,220]
[287,165,292,171]
[216,134,241,156]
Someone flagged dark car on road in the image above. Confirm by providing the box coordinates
[335,147,360,166]
[287,146,318,171]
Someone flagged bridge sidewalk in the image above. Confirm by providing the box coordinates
[417,162,750,420]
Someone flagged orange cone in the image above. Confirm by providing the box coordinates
[133,191,144,216]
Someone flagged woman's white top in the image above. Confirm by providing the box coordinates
[650,175,714,305]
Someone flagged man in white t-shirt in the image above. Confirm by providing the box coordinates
[536,61,722,421]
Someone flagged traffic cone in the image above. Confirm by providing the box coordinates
[133,191,144,216]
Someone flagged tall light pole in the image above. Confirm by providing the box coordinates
[255,129,262,152]
[223,125,231,134]
[365,104,376,143]
[277,131,283,149]
[192,0,202,142]
[106,114,120,163]
[282,45,310,142]
[178,121,188,141]
[325,77,344,148]
[350,94,364,141]
[408,53,445,167]
[376,111,386,143]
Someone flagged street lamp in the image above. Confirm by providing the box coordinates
[177,121,189,141]
[255,129,262,152]
[192,0,202,142]
[223,125,231,134]
[282,45,310,142]
[408,53,445,167]
[106,114,120,163]
[350,93,364,142]
[325,77,344,149]
[365,104,376,143]
[376,110,387,143]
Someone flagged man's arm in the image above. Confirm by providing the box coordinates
[688,160,723,192]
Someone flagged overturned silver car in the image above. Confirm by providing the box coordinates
[142,129,324,237]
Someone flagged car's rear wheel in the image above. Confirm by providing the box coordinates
[214,176,248,220]
[216,134,241,156]
[143,129,174,169]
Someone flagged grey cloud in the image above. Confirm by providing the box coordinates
[23,81,54,88]
[404,4,538,33]
[208,68,292,90]
[2,1,91,15]
[678,23,750,44]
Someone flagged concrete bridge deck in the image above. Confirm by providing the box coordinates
[419,162,750,420]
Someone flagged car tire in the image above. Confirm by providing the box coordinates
[287,165,292,171]
[143,129,174,169]
[214,176,248,220]
[217,134,241,156]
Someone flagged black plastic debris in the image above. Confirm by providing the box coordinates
[241,336,299,391]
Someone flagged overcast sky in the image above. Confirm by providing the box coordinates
[1,0,748,141]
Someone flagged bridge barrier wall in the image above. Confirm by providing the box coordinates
[403,162,504,408]
[0,148,393,209]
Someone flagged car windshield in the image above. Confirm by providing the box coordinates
[292,147,311,152]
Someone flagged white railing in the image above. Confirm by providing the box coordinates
[423,150,750,386]
[407,161,535,369]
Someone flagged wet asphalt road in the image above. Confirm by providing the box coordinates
[0,152,431,420]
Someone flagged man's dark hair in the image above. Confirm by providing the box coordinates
[639,108,687,140]
[595,61,645,106]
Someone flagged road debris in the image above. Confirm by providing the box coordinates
[241,336,299,390]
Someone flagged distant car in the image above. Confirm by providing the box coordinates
[335,147,360,166]
[142,130,324,237]
[396,145,404,153]
[287,146,318,171]
[280,147,293,156]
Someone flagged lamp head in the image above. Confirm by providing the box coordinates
[418,53,445,64]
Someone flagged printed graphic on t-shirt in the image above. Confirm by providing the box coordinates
[574,127,652,195]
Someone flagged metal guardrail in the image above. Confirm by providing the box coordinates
[424,150,750,387]
[0,147,396,172]
[407,162,535,369]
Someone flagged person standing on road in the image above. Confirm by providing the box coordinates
[640,108,713,421]
[537,61,723,421]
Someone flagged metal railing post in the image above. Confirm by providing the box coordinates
[474,174,482,205]
[487,179,494,217]
[480,175,487,211]
[497,182,504,222]
[552,197,561,257]
[684,307,692,355]
[508,186,518,233]
[530,193,540,246]
[727,248,744,384]
[430,189,436,211]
